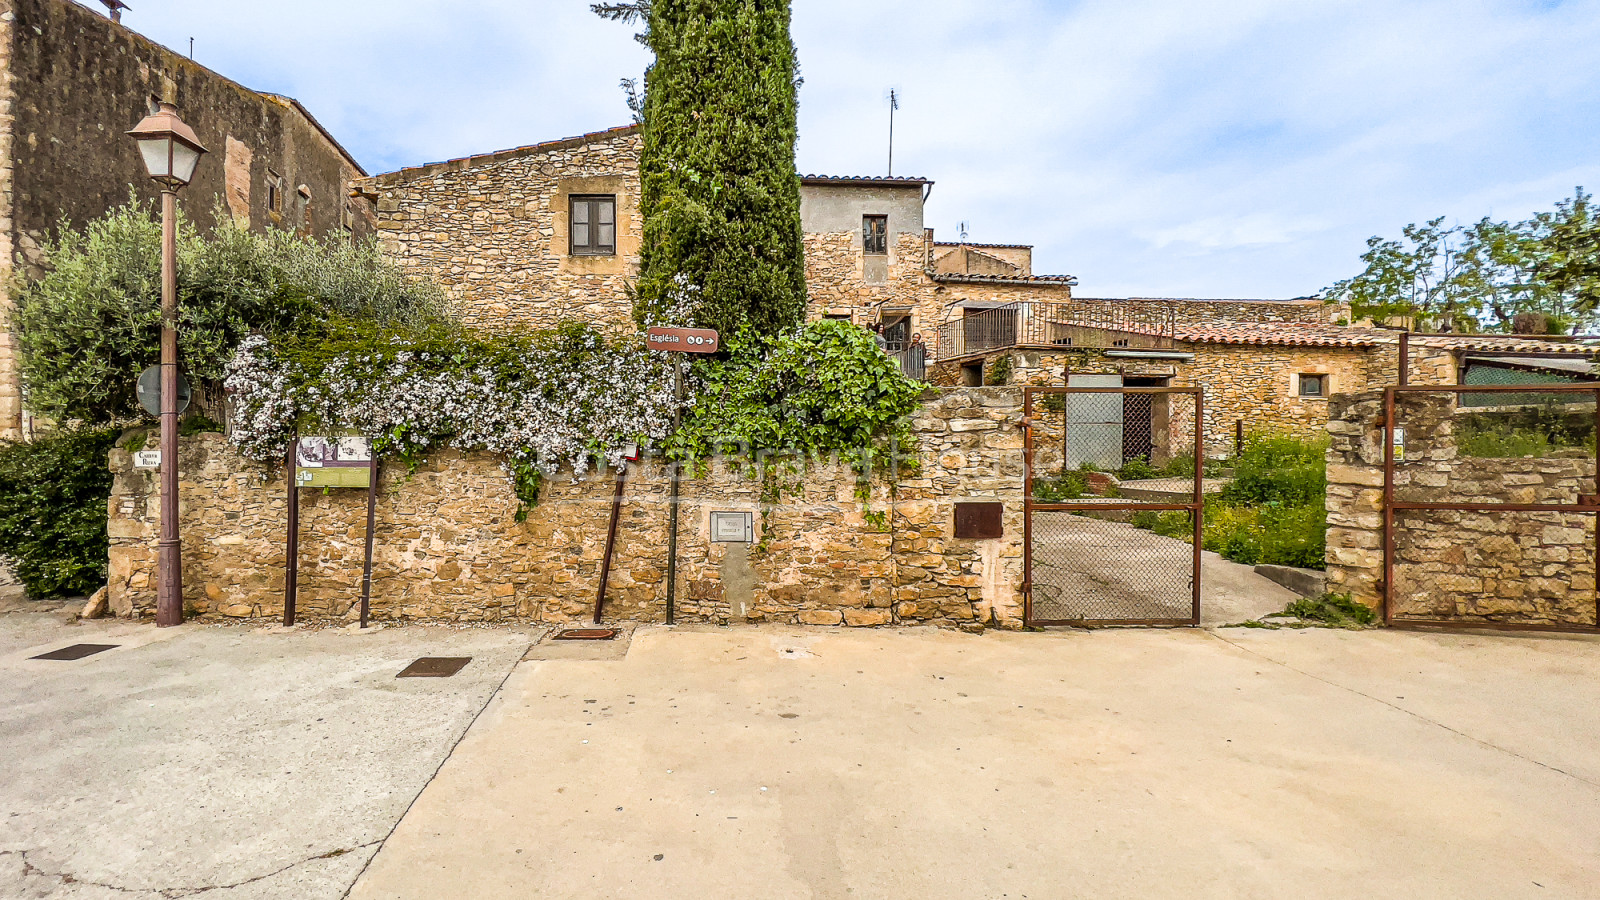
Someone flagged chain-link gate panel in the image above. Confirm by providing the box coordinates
[1385,384,1600,632]
[1025,386,1203,627]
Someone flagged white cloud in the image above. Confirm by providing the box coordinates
[83,0,1600,297]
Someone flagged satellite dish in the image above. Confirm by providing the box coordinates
[136,365,192,417]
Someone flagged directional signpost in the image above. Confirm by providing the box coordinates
[648,327,720,625]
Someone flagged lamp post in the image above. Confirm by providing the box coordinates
[128,101,206,628]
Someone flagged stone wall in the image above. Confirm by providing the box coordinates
[107,388,1027,630]
[1325,390,1599,627]
[0,0,372,437]
[360,126,644,332]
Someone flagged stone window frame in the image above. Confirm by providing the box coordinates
[568,194,618,257]
[266,169,285,221]
[551,175,636,276]
[1294,372,1331,399]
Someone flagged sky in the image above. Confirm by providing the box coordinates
[83,0,1600,299]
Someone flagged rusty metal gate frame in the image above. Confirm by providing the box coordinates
[1383,383,1600,634]
[1023,385,1204,627]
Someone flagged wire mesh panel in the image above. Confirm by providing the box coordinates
[1385,384,1600,632]
[1024,386,1203,627]
[1030,510,1196,624]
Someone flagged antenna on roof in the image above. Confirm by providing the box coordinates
[959,221,969,243]
[886,88,899,176]
[100,0,129,23]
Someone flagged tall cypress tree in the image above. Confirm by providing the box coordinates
[627,0,808,341]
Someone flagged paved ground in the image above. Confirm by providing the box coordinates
[3,606,1598,899]
[0,605,532,899]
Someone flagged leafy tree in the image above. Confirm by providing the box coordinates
[9,195,447,425]
[1324,189,1600,334]
[614,0,809,342]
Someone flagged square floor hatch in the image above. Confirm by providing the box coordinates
[31,643,119,661]
[396,657,472,678]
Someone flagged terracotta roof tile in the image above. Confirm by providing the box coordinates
[361,125,641,186]
[930,272,1077,286]
[800,174,932,187]
[1165,322,1598,353]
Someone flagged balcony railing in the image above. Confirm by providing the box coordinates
[932,301,1177,360]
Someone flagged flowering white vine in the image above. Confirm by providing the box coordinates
[223,325,689,496]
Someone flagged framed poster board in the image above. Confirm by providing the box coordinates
[294,436,373,488]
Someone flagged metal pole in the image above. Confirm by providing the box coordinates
[665,356,683,625]
[1192,389,1205,626]
[1398,331,1410,387]
[594,459,629,624]
[156,187,182,628]
[1022,387,1034,625]
[1382,387,1396,626]
[284,440,299,627]
[360,451,377,629]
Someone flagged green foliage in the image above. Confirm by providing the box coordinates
[1033,472,1090,501]
[1280,593,1378,628]
[630,0,808,341]
[10,195,447,426]
[670,319,923,498]
[1116,457,1158,481]
[984,354,1013,386]
[1221,432,1328,507]
[0,428,120,598]
[1323,188,1600,331]
[1130,433,1328,570]
[1455,403,1594,458]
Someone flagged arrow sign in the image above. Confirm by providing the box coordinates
[646,327,720,354]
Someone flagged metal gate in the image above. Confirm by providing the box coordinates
[1024,385,1204,626]
[1384,383,1600,633]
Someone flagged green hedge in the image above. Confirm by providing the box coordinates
[0,428,119,598]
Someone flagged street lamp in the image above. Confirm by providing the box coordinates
[128,101,206,627]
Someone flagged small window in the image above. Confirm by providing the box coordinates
[266,170,283,214]
[1298,374,1327,397]
[863,215,887,255]
[570,195,617,256]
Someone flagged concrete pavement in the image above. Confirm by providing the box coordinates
[349,624,1600,900]
[0,612,532,899]
[3,604,1597,899]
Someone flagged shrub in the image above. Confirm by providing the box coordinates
[11,195,447,426]
[1116,456,1158,481]
[1221,432,1327,507]
[1034,471,1090,501]
[1281,592,1377,627]
[0,428,120,598]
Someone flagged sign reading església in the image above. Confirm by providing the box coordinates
[646,327,720,353]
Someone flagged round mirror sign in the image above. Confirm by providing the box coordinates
[136,365,192,417]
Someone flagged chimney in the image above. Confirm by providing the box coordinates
[102,1,129,23]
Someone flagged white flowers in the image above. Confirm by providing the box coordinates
[223,329,688,484]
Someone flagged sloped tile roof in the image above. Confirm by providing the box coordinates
[1170,322,1598,353]
[930,272,1077,286]
[800,174,932,187]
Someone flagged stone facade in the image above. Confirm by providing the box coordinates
[1325,390,1598,627]
[107,388,1027,629]
[0,0,372,437]
[357,126,645,332]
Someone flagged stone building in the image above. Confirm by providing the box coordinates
[0,0,373,437]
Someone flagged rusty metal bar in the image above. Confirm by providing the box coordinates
[1027,617,1196,628]
[1023,386,1035,626]
[593,459,629,624]
[1382,387,1396,627]
[1392,501,1600,512]
[666,356,684,625]
[1398,330,1409,387]
[1392,384,1600,394]
[1390,618,1600,635]
[359,452,377,629]
[1191,388,1204,626]
[1027,502,1199,512]
[284,440,299,628]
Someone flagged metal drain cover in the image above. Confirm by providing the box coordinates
[554,628,619,641]
[396,657,472,678]
[31,644,119,661]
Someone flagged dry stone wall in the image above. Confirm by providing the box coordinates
[1325,391,1599,627]
[108,388,1027,630]
[362,127,644,332]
